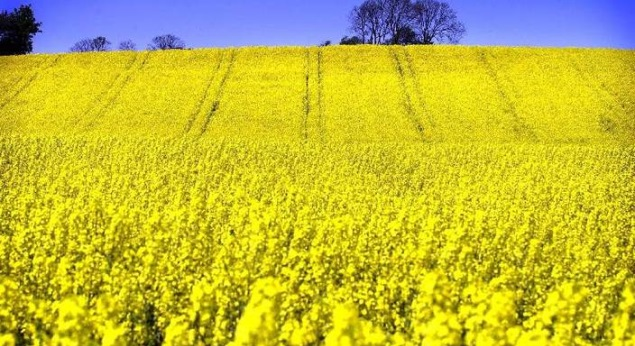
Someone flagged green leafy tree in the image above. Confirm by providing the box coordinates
[0,4,42,55]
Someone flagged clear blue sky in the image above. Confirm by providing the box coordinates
[3,0,634,53]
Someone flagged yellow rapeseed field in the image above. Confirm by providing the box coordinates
[0,46,634,345]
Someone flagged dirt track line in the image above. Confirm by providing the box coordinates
[403,48,435,128]
[98,53,149,113]
[0,56,61,112]
[391,47,426,143]
[317,49,326,144]
[184,51,225,135]
[479,49,537,141]
[200,49,237,138]
[302,49,311,142]
[83,52,149,130]
[570,57,635,138]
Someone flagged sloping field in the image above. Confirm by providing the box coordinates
[1,46,633,142]
[1,46,635,345]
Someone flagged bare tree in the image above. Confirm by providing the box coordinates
[118,39,136,51]
[349,3,368,43]
[148,34,185,50]
[384,0,415,44]
[69,36,111,52]
[69,39,93,52]
[350,0,387,44]
[411,0,465,44]
[348,0,465,45]
[91,36,110,51]
[349,0,414,44]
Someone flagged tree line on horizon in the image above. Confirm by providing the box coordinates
[69,34,187,53]
[341,0,465,45]
[0,0,464,56]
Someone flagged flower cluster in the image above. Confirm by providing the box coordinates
[0,137,633,344]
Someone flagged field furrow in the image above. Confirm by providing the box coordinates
[81,52,150,131]
[199,49,237,138]
[0,55,59,111]
[203,47,305,142]
[84,49,222,137]
[183,54,224,136]
[0,46,631,143]
[403,48,435,128]
[303,49,311,141]
[570,51,635,143]
[303,48,324,142]
[317,49,325,142]
[478,49,537,141]
[391,47,426,143]
[322,46,421,142]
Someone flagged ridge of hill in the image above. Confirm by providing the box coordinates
[1,45,633,143]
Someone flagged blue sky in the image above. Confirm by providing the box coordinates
[2,0,634,53]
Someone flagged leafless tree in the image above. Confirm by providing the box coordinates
[69,36,111,52]
[349,0,413,44]
[69,39,93,52]
[384,0,415,44]
[148,34,185,50]
[350,1,381,44]
[348,0,465,45]
[91,36,110,51]
[411,0,465,44]
[118,39,136,51]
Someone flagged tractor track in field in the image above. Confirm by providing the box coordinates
[0,56,61,112]
[479,49,537,141]
[317,49,325,143]
[391,47,426,143]
[82,52,150,130]
[301,48,325,143]
[403,48,437,129]
[303,49,311,142]
[199,49,237,138]
[184,52,225,135]
[570,58,635,138]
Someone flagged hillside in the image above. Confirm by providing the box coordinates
[1,46,633,143]
[2,46,635,344]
